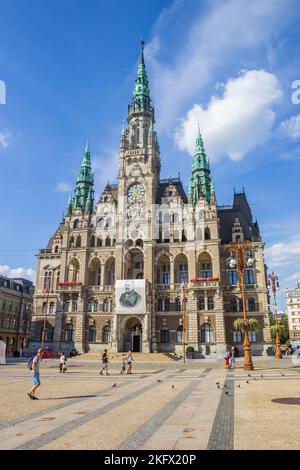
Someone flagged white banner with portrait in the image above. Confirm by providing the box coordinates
[115,280,146,314]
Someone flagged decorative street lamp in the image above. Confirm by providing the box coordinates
[228,238,254,371]
[41,287,50,350]
[267,272,282,360]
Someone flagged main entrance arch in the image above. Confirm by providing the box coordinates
[123,317,142,352]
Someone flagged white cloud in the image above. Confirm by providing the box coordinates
[0,131,11,148]
[280,114,300,139]
[265,241,300,268]
[286,272,300,283]
[0,264,36,283]
[174,70,282,161]
[92,148,119,197]
[56,182,72,192]
[146,0,294,131]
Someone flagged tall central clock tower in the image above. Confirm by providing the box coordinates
[115,41,160,283]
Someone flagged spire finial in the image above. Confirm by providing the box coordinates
[140,38,145,65]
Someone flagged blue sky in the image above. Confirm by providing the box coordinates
[1,0,300,309]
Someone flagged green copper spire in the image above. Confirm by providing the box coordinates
[189,127,213,205]
[132,39,152,113]
[71,142,94,213]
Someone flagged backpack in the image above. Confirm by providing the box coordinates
[27,356,35,370]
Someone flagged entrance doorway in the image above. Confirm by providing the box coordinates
[124,318,142,352]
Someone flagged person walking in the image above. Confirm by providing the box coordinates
[59,352,66,373]
[126,350,134,374]
[229,346,235,369]
[100,349,110,375]
[27,348,44,400]
[224,347,230,369]
[120,355,126,374]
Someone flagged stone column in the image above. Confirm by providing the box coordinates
[170,259,174,289]
[100,261,105,291]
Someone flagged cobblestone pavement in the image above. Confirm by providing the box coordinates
[0,358,300,450]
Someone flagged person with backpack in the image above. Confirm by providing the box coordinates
[99,349,109,375]
[27,348,44,400]
[59,352,67,373]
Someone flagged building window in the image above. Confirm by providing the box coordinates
[179,264,188,284]
[245,269,254,284]
[49,303,55,315]
[73,219,80,229]
[200,262,212,278]
[204,228,211,240]
[64,323,73,342]
[176,326,183,343]
[162,265,170,285]
[88,324,97,342]
[175,298,181,311]
[94,300,99,312]
[230,298,237,312]
[248,331,257,343]
[44,271,51,290]
[201,323,214,343]
[160,327,169,343]
[233,331,242,343]
[102,324,111,343]
[207,297,214,310]
[42,302,47,314]
[45,326,54,342]
[103,299,111,313]
[198,296,205,310]
[228,270,237,285]
[72,300,78,312]
[248,298,256,312]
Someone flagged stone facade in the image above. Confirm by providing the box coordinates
[29,43,271,357]
[286,283,300,342]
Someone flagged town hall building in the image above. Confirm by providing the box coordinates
[30,42,271,357]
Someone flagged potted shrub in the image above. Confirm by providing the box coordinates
[186,345,195,359]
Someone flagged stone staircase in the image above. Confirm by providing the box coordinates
[73,352,181,362]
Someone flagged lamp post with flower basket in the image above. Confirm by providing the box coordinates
[268,272,282,359]
[228,238,257,371]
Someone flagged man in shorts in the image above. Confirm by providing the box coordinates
[28,348,44,400]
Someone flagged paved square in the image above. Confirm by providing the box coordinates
[0,357,299,450]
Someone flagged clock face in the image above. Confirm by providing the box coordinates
[127,183,145,203]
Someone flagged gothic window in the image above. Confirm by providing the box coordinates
[162,264,170,285]
[73,219,80,229]
[69,236,75,248]
[204,228,211,240]
[94,300,99,312]
[88,324,97,342]
[97,238,102,247]
[72,300,78,312]
[160,327,169,343]
[54,245,59,253]
[200,262,212,278]
[102,324,111,343]
[179,264,188,284]
[64,323,73,343]
[201,323,214,343]
[182,230,187,242]
[88,300,93,312]
[97,218,104,229]
[105,236,111,247]
[104,218,112,229]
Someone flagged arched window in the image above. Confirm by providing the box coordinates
[69,236,75,248]
[68,259,79,283]
[45,325,54,342]
[102,324,111,343]
[201,323,214,343]
[229,270,237,285]
[204,228,211,240]
[49,303,55,314]
[248,298,256,312]
[176,325,183,343]
[160,327,169,343]
[42,302,47,314]
[88,324,97,342]
[245,269,254,284]
[76,236,81,248]
[73,219,80,229]
[97,238,102,247]
[90,235,95,247]
[105,236,111,247]
[64,323,73,342]
[54,245,59,253]
[175,298,181,311]
[103,299,111,313]
[207,296,214,310]
[198,296,205,310]
[105,218,112,229]
[230,298,237,312]
[182,230,187,242]
[96,218,104,228]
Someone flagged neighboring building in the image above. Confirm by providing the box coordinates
[286,282,300,341]
[29,42,271,357]
[0,275,34,356]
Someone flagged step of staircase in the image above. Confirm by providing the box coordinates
[73,352,182,362]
